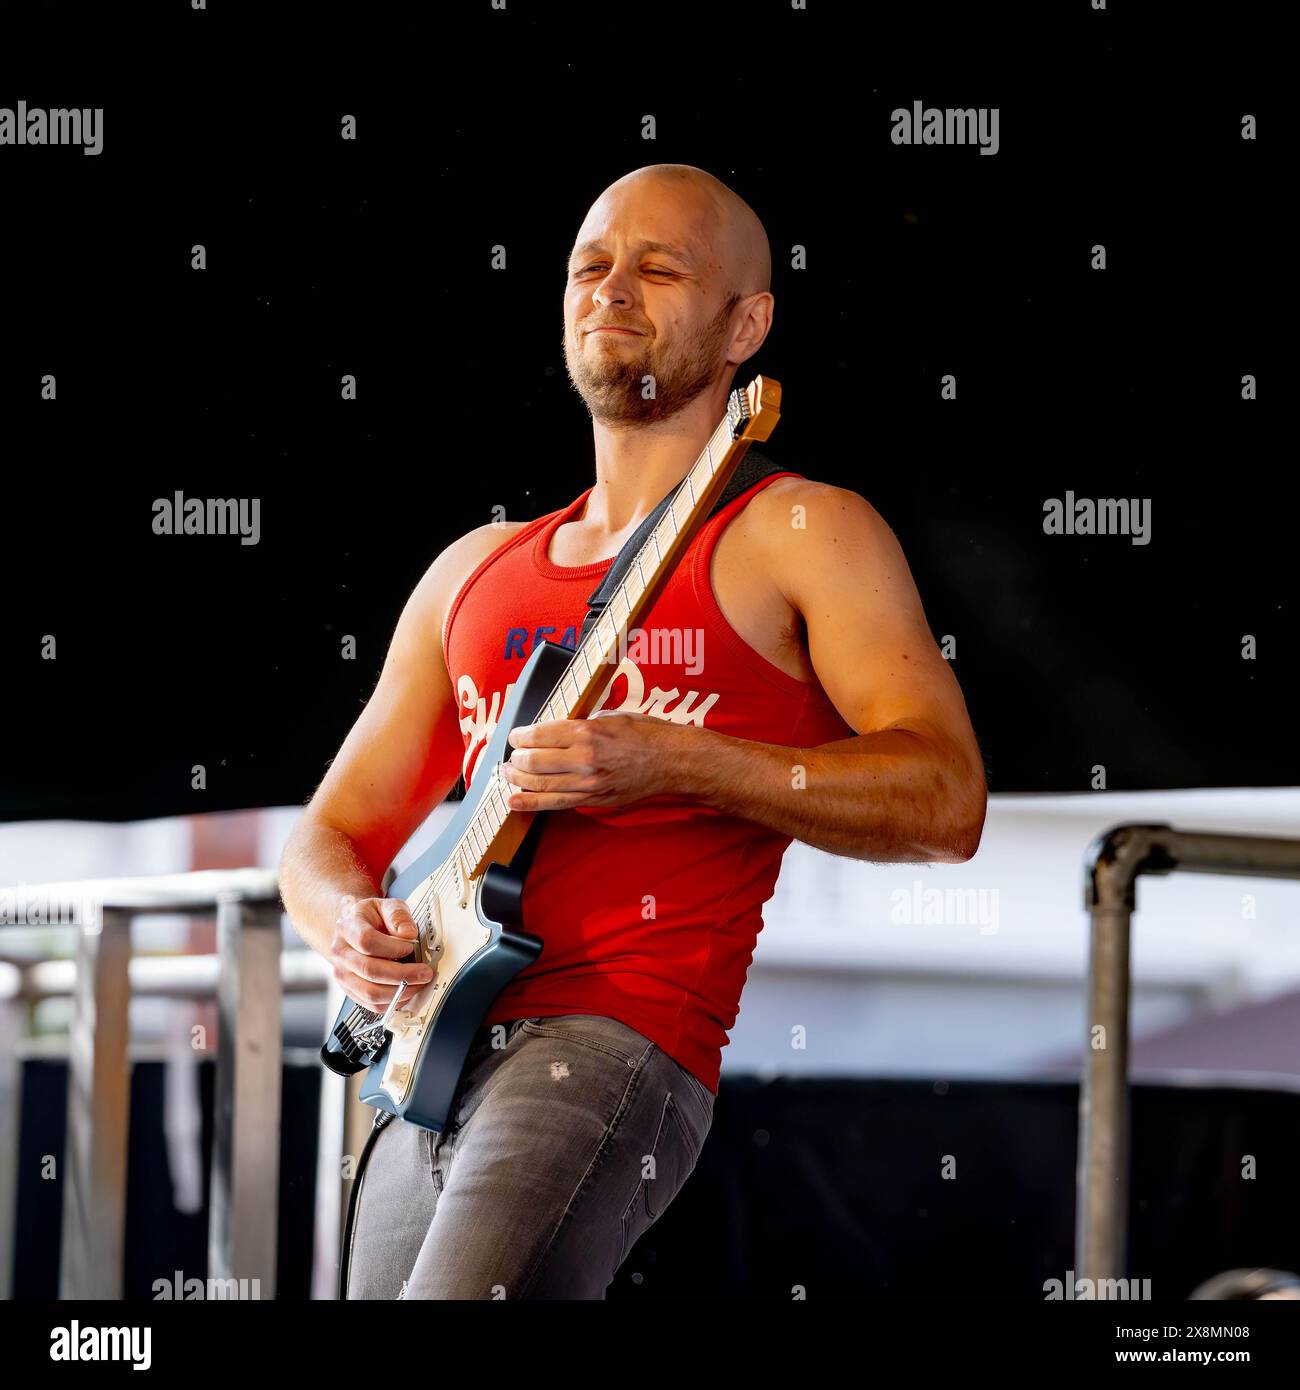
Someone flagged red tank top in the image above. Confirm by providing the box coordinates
[442,470,854,1093]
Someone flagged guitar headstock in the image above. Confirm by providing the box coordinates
[727,374,782,443]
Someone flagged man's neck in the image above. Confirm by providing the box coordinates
[581,388,728,536]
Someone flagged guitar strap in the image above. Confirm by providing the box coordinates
[576,445,784,646]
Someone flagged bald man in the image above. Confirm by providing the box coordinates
[281,164,986,1299]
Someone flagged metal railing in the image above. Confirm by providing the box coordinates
[8,838,1297,1297]
[0,870,308,1298]
[1077,823,1300,1284]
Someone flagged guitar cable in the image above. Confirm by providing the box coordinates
[337,1107,396,1300]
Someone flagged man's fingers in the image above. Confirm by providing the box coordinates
[505,790,605,812]
[506,746,594,775]
[337,897,420,955]
[508,719,586,748]
[376,899,420,939]
[336,969,405,1013]
[338,946,433,988]
[329,897,432,1012]
[341,916,415,960]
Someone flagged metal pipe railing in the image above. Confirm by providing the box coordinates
[1,870,290,1298]
[1077,823,1300,1284]
[14,837,1295,1296]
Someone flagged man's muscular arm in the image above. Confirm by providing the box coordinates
[680,481,985,862]
[503,483,986,864]
[279,524,518,1007]
[676,723,980,863]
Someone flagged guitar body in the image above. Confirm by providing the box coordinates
[319,638,574,1131]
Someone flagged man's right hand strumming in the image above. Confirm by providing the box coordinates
[331,896,434,1012]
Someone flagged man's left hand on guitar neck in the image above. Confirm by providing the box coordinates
[504,709,687,813]
[503,710,982,866]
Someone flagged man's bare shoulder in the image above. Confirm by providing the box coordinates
[746,475,888,528]
[739,475,905,605]
[743,476,896,553]
[439,520,529,583]
[411,520,528,634]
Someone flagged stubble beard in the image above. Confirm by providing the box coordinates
[563,295,739,427]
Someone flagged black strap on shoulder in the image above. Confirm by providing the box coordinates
[577,446,786,646]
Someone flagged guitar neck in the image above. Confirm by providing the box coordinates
[454,374,782,881]
[535,429,741,724]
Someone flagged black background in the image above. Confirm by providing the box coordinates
[0,1,1289,821]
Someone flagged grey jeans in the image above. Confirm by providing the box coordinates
[345,1013,715,1300]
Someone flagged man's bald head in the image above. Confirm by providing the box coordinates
[597,164,772,300]
[562,163,774,427]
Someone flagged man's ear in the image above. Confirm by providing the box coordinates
[728,290,775,366]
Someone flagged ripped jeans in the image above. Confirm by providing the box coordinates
[344,1014,715,1300]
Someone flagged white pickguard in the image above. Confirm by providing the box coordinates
[376,868,492,1105]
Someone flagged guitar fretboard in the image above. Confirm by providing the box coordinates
[536,413,733,725]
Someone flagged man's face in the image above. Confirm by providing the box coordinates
[562,179,738,426]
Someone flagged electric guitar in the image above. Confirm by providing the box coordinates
[320,374,782,1130]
